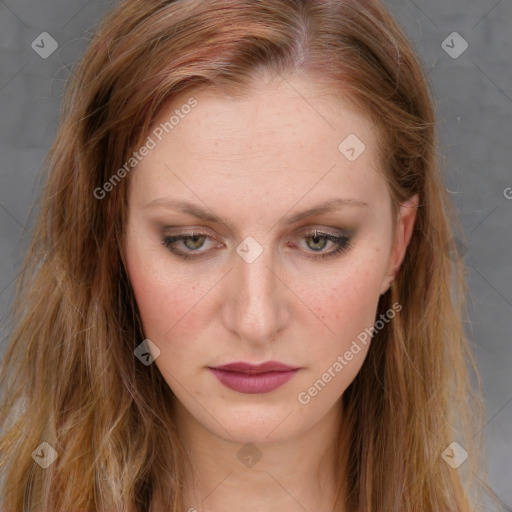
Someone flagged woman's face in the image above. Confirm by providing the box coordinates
[124,76,416,445]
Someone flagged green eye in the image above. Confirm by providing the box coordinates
[300,230,352,259]
[162,229,352,260]
[181,234,207,250]
[305,233,328,251]
[162,232,216,260]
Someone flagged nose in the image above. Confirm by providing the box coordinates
[221,242,291,347]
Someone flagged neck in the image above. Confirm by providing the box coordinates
[171,400,349,512]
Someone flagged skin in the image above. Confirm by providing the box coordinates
[123,74,418,512]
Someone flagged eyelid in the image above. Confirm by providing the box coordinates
[298,225,352,237]
[161,226,219,238]
[161,225,351,244]
[162,230,224,248]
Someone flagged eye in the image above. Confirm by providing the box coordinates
[296,229,352,259]
[162,228,353,260]
[162,231,223,260]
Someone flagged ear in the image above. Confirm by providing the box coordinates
[380,194,419,295]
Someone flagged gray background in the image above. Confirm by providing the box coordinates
[0,0,510,508]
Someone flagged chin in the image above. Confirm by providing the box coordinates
[207,404,305,445]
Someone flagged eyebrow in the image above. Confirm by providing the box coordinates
[144,197,368,226]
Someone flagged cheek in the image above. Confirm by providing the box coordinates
[124,235,202,342]
[297,254,385,376]
[125,249,212,394]
[303,255,385,330]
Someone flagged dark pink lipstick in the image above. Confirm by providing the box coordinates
[208,361,301,394]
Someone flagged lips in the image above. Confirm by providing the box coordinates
[212,361,301,374]
[208,361,301,394]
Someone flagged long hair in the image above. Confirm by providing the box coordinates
[0,0,487,510]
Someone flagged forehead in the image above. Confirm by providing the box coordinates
[128,76,388,215]
[154,77,372,152]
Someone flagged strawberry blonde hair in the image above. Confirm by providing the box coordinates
[0,0,489,510]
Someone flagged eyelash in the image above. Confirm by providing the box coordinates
[161,229,352,261]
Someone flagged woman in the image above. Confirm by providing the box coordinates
[0,0,488,510]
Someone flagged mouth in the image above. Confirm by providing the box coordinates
[208,361,301,394]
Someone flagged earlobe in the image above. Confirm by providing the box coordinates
[380,279,394,295]
[381,194,420,294]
